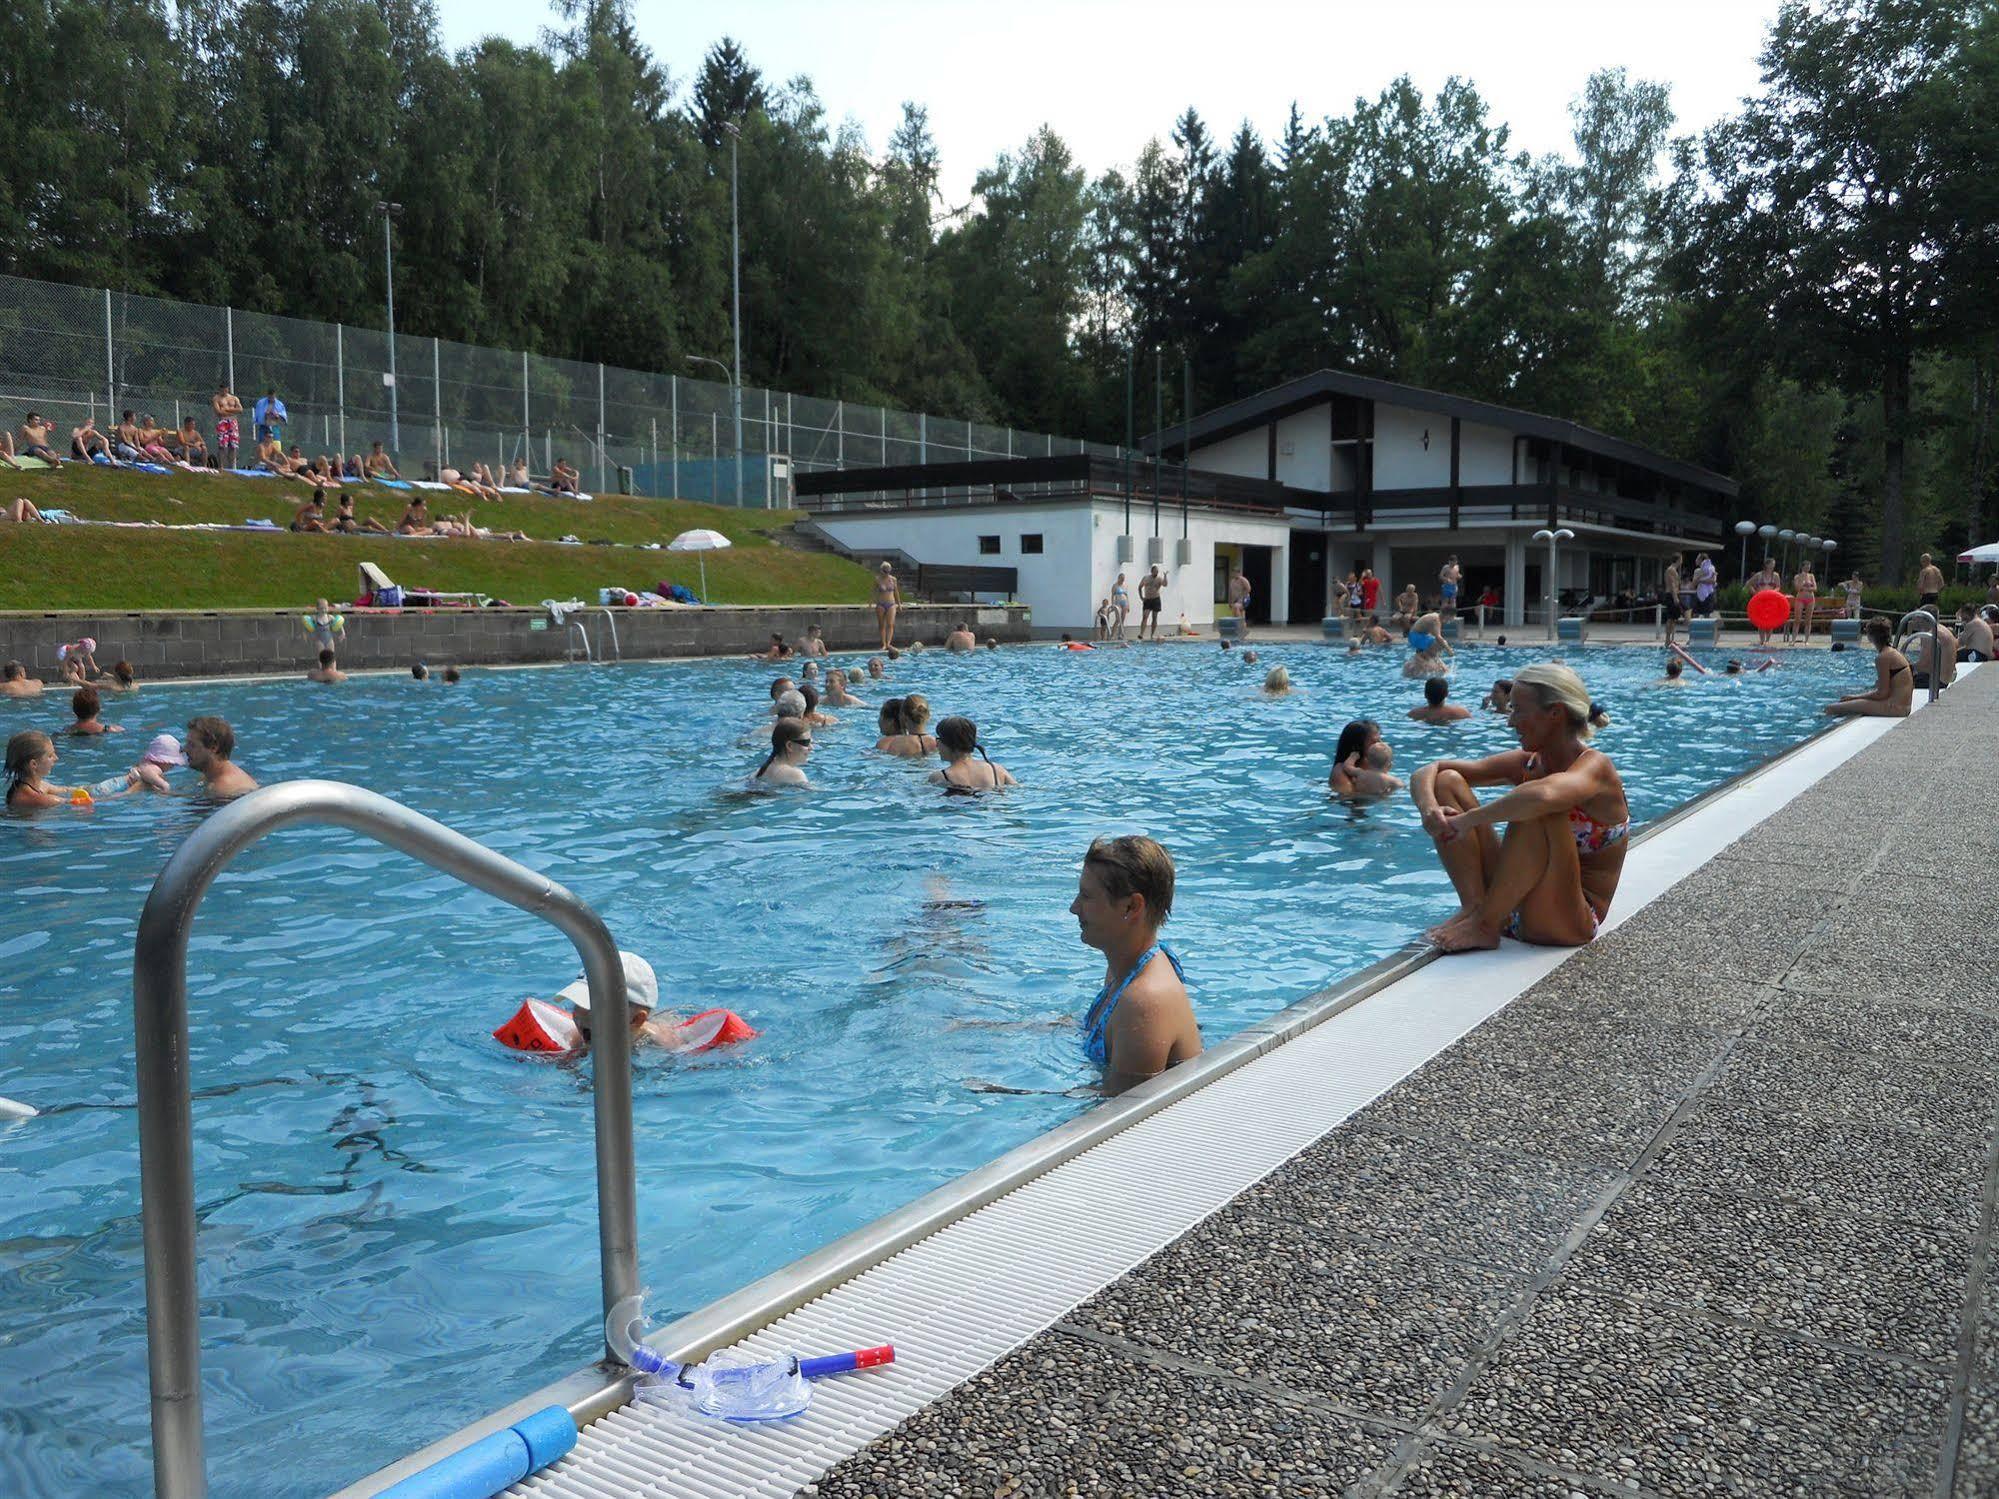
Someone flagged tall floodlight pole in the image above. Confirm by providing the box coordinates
[1152,347,1163,536]
[1123,345,1133,536]
[1734,519,1757,582]
[376,201,402,454]
[723,120,744,504]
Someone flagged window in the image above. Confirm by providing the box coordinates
[1020,533,1044,554]
[978,535,1001,555]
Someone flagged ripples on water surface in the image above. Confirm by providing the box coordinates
[0,641,1864,1495]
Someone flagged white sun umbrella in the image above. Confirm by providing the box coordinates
[1957,542,1999,565]
[667,527,733,602]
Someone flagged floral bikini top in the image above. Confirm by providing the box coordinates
[1522,753,1629,855]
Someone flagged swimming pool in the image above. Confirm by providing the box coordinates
[0,641,1869,1496]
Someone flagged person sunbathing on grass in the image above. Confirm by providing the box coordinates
[2,496,45,523]
[135,417,176,465]
[365,442,402,480]
[177,418,208,468]
[331,493,389,534]
[257,435,294,476]
[18,414,62,466]
[290,495,330,533]
[1410,662,1626,954]
[397,496,431,535]
[70,419,119,465]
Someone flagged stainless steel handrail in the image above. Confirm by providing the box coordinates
[596,607,621,662]
[568,616,594,662]
[133,780,639,1499]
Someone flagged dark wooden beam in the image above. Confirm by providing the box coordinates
[1267,422,1278,483]
[1448,416,1461,530]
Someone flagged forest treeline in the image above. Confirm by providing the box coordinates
[2,0,1994,576]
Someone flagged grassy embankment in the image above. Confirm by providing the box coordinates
[0,464,872,610]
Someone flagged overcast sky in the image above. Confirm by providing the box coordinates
[435,0,1787,205]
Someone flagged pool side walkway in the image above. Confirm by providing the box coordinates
[810,668,1999,1498]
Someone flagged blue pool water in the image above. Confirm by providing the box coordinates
[0,641,1868,1496]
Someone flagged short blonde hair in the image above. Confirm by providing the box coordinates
[1084,836,1175,925]
[1511,663,1606,740]
[1264,665,1290,690]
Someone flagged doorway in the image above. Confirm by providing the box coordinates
[1288,530,1329,623]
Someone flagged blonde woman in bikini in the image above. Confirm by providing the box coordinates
[874,562,901,649]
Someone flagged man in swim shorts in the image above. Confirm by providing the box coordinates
[1137,565,1166,640]
[1438,556,1461,618]
[1227,564,1252,640]
[212,385,243,468]
[1916,553,1944,611]
[1660,554,1684,647]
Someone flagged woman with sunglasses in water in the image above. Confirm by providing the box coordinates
[753,717,813,786]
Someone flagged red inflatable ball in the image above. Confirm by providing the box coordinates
[1746,588,1790,633]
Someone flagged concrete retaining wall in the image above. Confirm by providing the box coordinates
[0,604,1031,680]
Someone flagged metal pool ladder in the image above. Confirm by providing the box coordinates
[131,781,641,1499]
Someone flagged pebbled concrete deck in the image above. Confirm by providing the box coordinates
[809,670,1999,1498]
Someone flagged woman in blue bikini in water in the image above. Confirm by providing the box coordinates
[1072,836,1202,1094]
[1408,662,1627,953]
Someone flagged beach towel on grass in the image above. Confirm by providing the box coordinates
[412,480,452,491]
[242,518,281,530]
[10,455,50,471]
[39,508,78,523]
[373,478,414,489]
[224,467,277,478]
[131,462,173,474]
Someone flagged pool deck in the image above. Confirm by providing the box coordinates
[807,668,1999,1497]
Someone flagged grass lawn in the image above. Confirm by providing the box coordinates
[0,464,871,610]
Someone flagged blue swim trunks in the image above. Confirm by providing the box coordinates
[1409,631,1437,653]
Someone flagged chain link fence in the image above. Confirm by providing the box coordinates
[0,271,1118,506]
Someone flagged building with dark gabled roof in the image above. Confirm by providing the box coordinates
[1146,368,1734,628]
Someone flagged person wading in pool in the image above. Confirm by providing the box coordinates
[753,717,813,786]
[1072,835,1201,1095]
[1409,662,1627,953]
[1327,719,1391,798]
[928,715,1017,791]
[875,695,937,757]
[1403,611,1453,678]
[184,715,258,799]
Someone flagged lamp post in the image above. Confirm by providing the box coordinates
[1734,519,1758,582]
[1777,528,1797,575]
[721,120,744,505]
[1532,527,1575,640]
[1757,524,1778,580]
[375,200,402,455]
[1822,538,1837,586]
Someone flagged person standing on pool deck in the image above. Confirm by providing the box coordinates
[1410,662,1627,953]
[874,562,901,650]
[1825,618,1914,717]
[1072,835,1201,1095]
[1660,555,1684,647]
[1747,557,1783,646]
[1692,553,1718,616]
[1843,571,1865,621]
[1916,554,1944,612]
[1438,556,1462,618]
[1137,565,1167,640]
[1227,563,1253,640]
[184,716,258,798]
[1790,559,1819,644]
[1360,568,1381,619]
[1403,611,1453,677]
[1109,572,1130,640]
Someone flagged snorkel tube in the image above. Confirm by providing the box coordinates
[607,1294,894,1422]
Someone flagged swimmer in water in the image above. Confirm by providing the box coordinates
[797,682,837,726]
[1403,612,1453,678]
[305,648,347,684]
[62,686,123,735]
[865,656,886,680]
[753,717,813,786]
[5,729,145,808]
[183,715,258,798]
[1073,835,1201,1095]
[1407,676,1471,724]
[1327,719,1388,798]
[1261,665,1292,695]
[1351,740,1402,796]
[97,660,138,694]
[1483,678,1513,712]
[928,715,1017,791]
[768,676,796,710]
[875,695,938,757]
[1652,658,1689,687]
[822,667,865,707]
[1243,650,1260,665]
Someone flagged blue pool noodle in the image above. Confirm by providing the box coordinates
[375,1405,577,1499]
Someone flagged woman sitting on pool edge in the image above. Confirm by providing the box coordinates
[929,716,1017,792]
[1409,662,1627,953]
[1824,617,1914,717]
[1073,835,1201,1095]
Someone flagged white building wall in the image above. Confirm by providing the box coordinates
[1274,407,1333,490]
[1189,427,1266,480]
[1371,402,1452,489]
[1459,421,1514,486]
[814,502,1292,633]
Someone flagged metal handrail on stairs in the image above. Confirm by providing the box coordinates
[132,781,640,1499]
